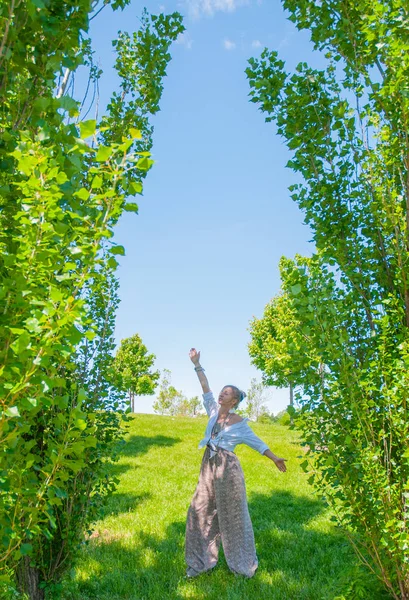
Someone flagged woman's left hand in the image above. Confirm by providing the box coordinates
[273,457,287,472]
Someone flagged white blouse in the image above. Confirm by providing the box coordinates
[198,391,270,456]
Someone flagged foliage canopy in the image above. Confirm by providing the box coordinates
[247,0,409,597]
[0,0,183,596]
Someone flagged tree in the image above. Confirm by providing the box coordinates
[247,0,409,597]
[0,2,184,598]
[175,395,191,416]
[113,334,160,412]
[248,290,321,421]
[188,395,202,417]
[273,409,291,427]
[75,261,125,410]
[243,378,269,422]
[175,395,203,417]
[27,261,126,599]
[152,369,197,416]
[153,369,181,415]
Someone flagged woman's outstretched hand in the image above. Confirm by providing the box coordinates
[273,457,287,473]
[189,348,200,365]
[190,348,209,393]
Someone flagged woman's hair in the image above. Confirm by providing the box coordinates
[223,385,247,407]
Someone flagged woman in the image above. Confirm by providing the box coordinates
[185,348,287,579]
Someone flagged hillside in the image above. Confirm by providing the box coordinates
[60,414,362,600]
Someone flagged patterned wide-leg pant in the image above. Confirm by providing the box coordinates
[185,446,258,578]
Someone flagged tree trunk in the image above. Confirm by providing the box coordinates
[16,556,44,600]
[289,383,294,425]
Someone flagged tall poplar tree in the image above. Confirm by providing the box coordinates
[0,1,183,597]
[247,1,409,597]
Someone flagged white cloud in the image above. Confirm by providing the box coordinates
[251,39,262,48]
[223,38,236,50]
[184,0,249,19]
[278,35,293,49]
[278,25,296,49]
[176,32,193,49]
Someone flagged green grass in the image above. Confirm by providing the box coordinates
[60,414,381,600]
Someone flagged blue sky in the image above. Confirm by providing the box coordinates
[86,0,324,415]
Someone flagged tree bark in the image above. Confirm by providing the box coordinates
[289,382,294,425]
[16,556,44,600]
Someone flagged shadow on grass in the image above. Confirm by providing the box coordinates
[118,434,182,457]
[104,434,182,481]
[60,489,386,600]
[102,491,152,518]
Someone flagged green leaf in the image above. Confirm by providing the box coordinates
[136,157,152,171]
[129,128,142,139]
[110,245,125,256]
[50,287,63,302]
[20,543,33,555]
[57,96,78,113]
[290,284,302,296]
[95,146,113,162]
[123,203,139,213]
[5,406,20,418]
[79,119,97,139]
[33,97,50,112]
[56,171,68,184]
[78,388,87,402]
[75,419,87,431]
[31,0,46,8]
[74,187,90,201]
[9,328,25,335]
[25,317,42,334]
[107,257,119,269]
[10,332,30,355]
[129,181,142,195]
[91,175,103,189]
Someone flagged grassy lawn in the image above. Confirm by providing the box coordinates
[60,414,382,600]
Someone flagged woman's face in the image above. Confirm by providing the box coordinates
[218,386,237,409]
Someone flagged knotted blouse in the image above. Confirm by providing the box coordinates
[198,391,270,457]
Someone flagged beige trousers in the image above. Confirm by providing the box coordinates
[185,446,258,578]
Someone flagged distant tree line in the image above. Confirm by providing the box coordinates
[149,372,292,423]
[152,369,203,417]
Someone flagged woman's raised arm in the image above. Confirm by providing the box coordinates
[189,348,210,394]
